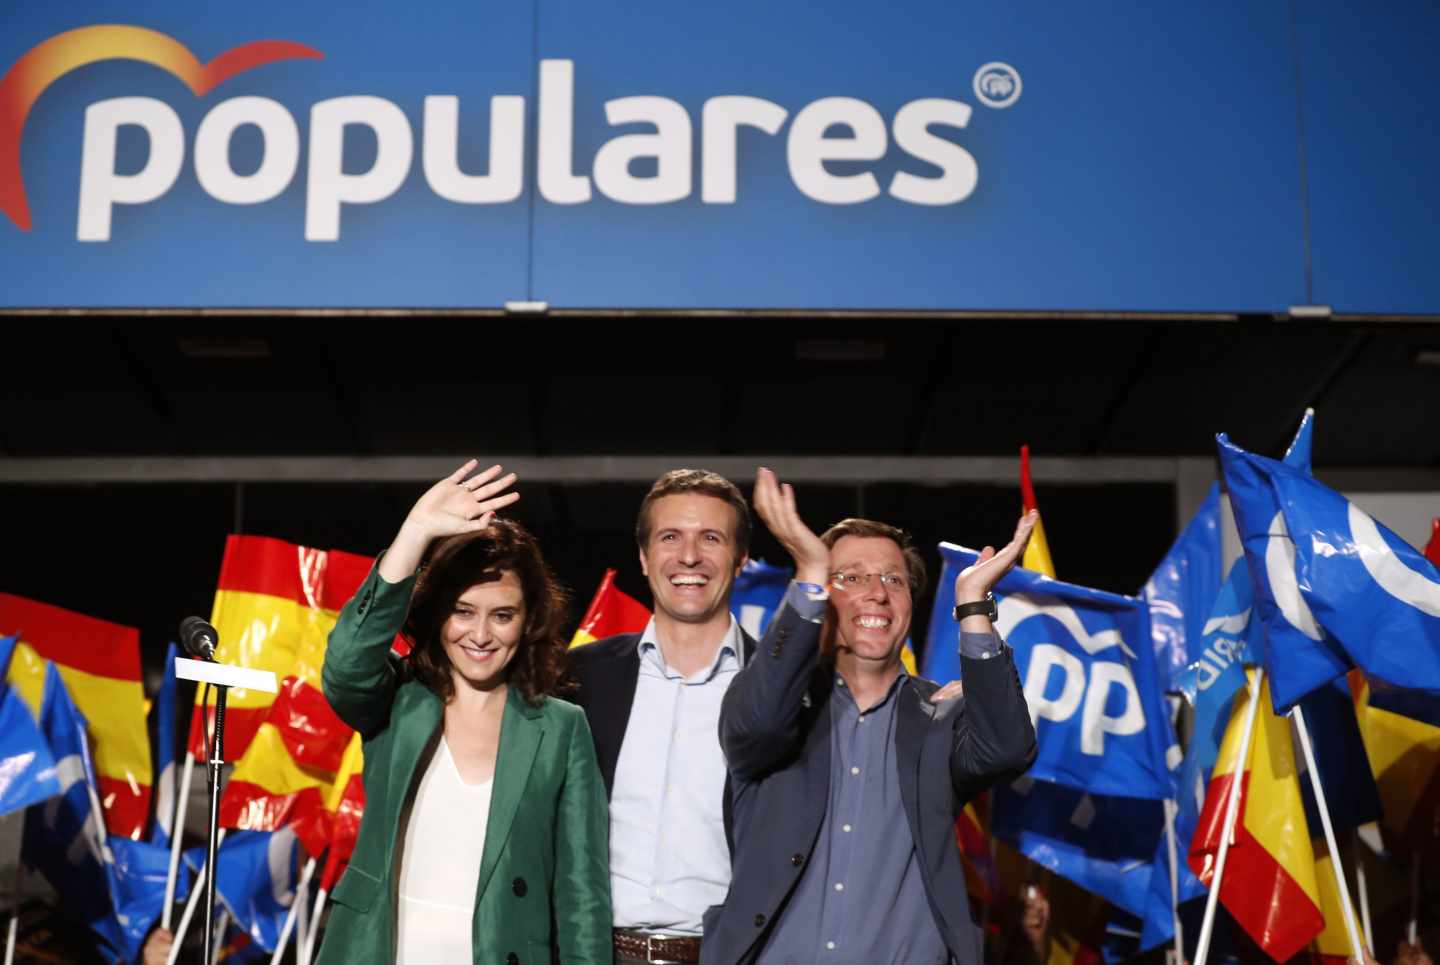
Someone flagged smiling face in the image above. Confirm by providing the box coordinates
[639,492,746,628]
[440,570,526,692]
[825,535,913,668]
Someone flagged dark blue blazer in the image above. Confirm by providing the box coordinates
[565,629,757,799]
[700,604,1037,965]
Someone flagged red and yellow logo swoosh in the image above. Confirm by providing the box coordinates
[0,24,322,230]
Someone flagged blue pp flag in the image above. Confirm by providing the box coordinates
[186,829,300,952]
[110,833,191,960]
[21,663,127,958]
[0,636,61,818]
[1138,560,1258,950]
[1142,484,1223,693]
[731,558,792,639]
[924,543,1175,799]
[992,777,1162,917]
[1219,433,1440,708]
[152,642,180,850]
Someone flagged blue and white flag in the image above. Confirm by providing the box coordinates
[109,833,191,961]
[21,663,127,958]
[1142,484,1223,694]
[152,641,180,850]
[187,828,301,953]
[0,635,61,818]
[731,558,792,639]
[1219,434,1440,708]
[925,544,1175,799]
[992,777,1162,917]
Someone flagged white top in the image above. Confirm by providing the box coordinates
[609,615,744,934]
[396,737,493,965]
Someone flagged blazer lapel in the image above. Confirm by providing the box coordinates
[894,681,928,856]
[589,644,639,796]
[477,687,544,902]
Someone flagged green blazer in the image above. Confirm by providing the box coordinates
[316,563,612,965]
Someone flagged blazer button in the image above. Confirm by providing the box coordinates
[506,954,519,965]
[754,913,767,928]
[771,646,783,658]
[512,876,527,897]
[791,853,805,867]
[778,627,790,640]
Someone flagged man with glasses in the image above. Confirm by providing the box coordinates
[700,468,1038,965]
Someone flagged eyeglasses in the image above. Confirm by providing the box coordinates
[830,571,909,593]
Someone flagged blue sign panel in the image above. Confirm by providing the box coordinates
[0,1,1433,311]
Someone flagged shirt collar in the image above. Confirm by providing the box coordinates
[637,613,744,679]
[833,664,909,713]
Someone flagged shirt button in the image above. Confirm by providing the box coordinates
[843,824,852,833]
[858,714,866,722]
[827,942,836,951]
[850,766,860,776]
[834,883,844,892]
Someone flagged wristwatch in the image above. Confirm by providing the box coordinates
[953,593,997,622]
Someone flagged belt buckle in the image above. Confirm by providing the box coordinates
[644,932,684,965]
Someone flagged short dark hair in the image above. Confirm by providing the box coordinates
[634,469,751,560]
[819,518,928,596]
[403,518,570,705]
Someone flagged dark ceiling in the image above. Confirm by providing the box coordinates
[2,316,1438,464]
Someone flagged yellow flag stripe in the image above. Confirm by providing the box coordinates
[5,641,151,786]
[200,589,340,709]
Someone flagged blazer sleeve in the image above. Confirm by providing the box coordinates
[949,643,1038,804]
[553,707,613,965]
[719,602,822,783]
[321,561,414,738]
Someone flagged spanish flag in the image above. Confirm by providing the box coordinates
[1306,839,1363,965]
[0,594,150,838]
[1189,670,1324,962]
[319,732,366,891]
[1020,445,1056,577]
[569,569,650,648]
[215,541,373,856]
[1350,670,1440,860]
[190,536,369,762]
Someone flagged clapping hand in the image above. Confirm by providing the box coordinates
[752,468,830,587]
[954,510,1038,605]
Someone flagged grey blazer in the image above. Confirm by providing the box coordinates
[700,603,1037,965]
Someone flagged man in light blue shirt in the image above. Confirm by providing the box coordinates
[568,469,759,965]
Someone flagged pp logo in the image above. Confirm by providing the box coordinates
[972,62,1022,109]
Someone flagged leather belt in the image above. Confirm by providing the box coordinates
[612,928,702,964]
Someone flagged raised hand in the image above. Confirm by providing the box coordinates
[954,509,1038,605]
[752,468,830,587]
[404,460,519,542]
[379,460,519,582]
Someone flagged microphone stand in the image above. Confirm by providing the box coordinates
[173,637,277,965]
[202,678,228,965]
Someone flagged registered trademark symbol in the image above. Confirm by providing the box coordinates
[973,62,1022,109]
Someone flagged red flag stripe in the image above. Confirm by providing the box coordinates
[215,534,329,605]
[0,593,141,681]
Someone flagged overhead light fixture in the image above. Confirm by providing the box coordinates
[1414,349,1440,367]
[794,337,887,362]
[177,336,271,360]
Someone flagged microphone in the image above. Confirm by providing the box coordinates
[179,616,219,661]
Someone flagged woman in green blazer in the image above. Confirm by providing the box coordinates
[317,460,611,965]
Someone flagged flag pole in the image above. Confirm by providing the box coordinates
[1354,837,1374,953]
[163,737,198,931]
[5,828,21,965]
[1409,860,1420,946]
[1193,667,1266,965]
[1163,798,1185,964]
[167,826,226,965]
[300,887,328,965]
[1290,704,1366,959]
[269,857,317,965]
[295,861,310,964]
